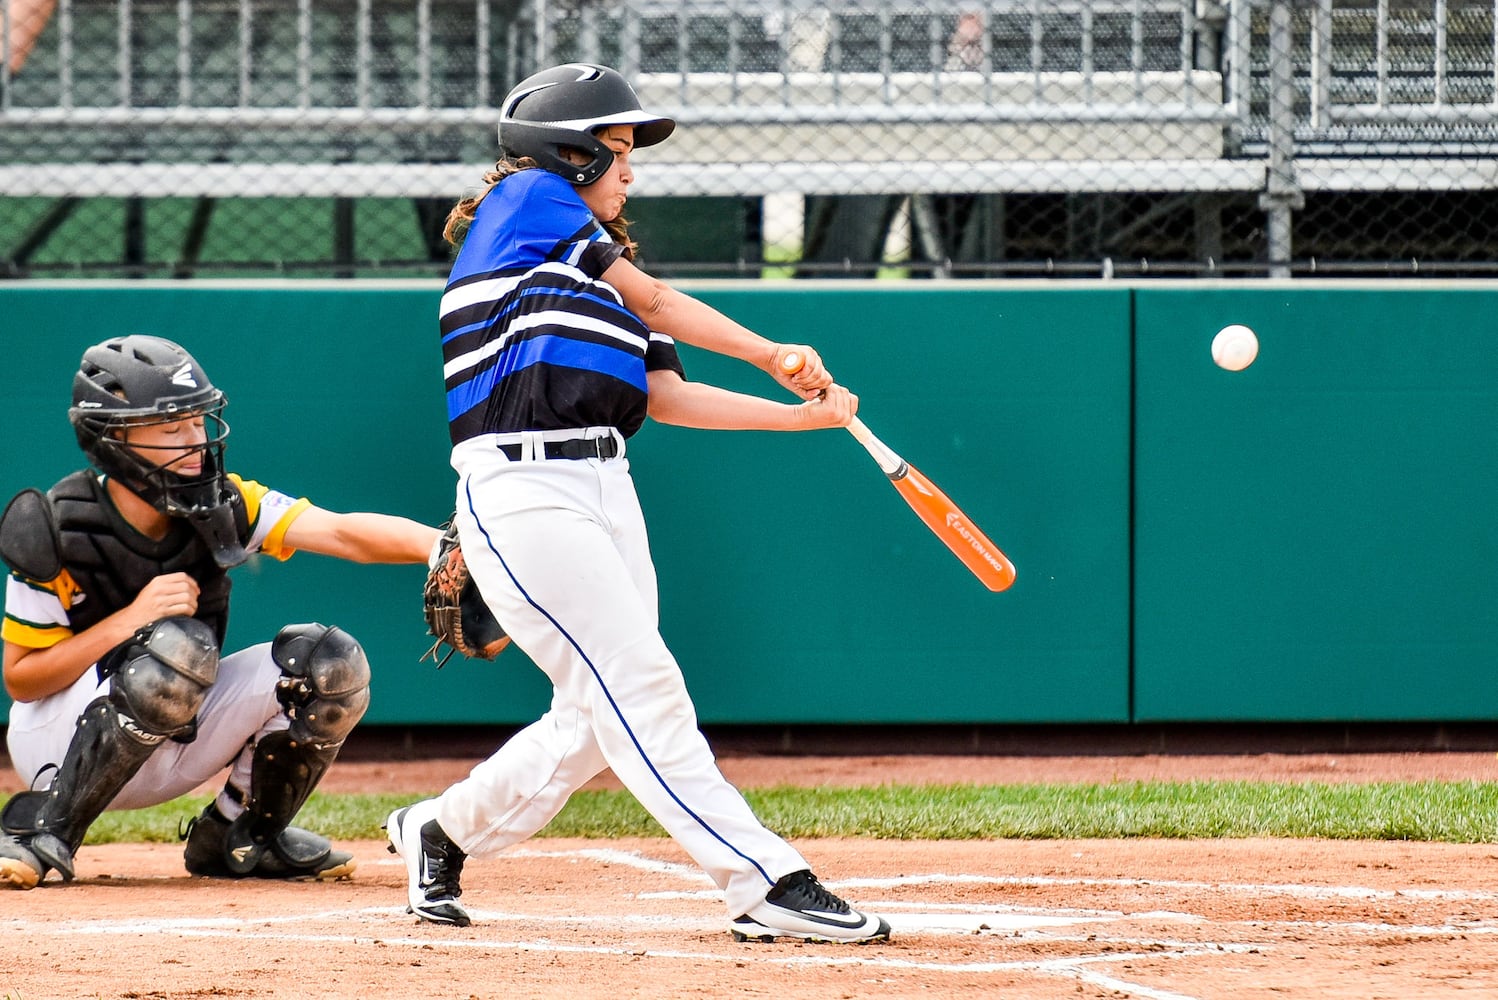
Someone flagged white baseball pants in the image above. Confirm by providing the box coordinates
[440,430,807,919]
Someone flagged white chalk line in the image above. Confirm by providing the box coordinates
[1,894,1246,1000]
[499,846,1498,903]
[0,906,1169,939]
[838,872,1498,903]
[25,917,1255,983]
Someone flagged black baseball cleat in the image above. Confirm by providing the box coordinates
[181,804,355,880]
[385,800,471,927]
[731,869,892,944]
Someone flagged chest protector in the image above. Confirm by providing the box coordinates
[1,471,249,646]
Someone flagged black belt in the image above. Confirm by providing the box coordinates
[498,435,620,461]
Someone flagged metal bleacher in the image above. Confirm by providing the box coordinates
[0,0,1246,198]
[2,0,1497,275]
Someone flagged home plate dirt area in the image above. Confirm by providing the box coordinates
[3,751,1498,999]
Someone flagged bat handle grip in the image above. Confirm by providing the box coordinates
[846,417,904,476]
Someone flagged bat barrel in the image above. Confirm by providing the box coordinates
[894,465,1016,592]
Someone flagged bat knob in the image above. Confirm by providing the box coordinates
[779,351,805,375]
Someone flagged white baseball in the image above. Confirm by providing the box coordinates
[1211,324,1259,372]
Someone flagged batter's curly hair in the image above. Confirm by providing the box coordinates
[442,157,637,259]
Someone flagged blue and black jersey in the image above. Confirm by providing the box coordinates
[439,169,685,445]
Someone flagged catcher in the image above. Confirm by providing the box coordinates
[0,335,440,889]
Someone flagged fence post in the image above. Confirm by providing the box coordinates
[1258,0,1305,278]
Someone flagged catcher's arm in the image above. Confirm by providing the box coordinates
[281,505,438,564]
[422,519,510,667]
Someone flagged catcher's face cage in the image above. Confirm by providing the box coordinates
[72,398,233,518]
[498,62,675,186]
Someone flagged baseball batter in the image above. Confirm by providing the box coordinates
[384,63,891,944]
[0,335,439,889]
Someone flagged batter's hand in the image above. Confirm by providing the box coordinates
[794,384,858,430]
[770,344,833,400]
[131,572,201,626]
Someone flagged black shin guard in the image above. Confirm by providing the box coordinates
[223,731,340,874]
[222,623,370,875]
[0,618,216,881]
[4,698,163,880]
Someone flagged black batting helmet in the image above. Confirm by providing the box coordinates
[68,335,231,518]
[498,63,675,186]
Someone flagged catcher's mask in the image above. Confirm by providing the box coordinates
[69,336,244,566]
[498,63,675,186]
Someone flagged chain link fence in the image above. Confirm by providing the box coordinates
[2,0,1496,278]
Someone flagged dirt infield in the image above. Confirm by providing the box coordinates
[5,750,1498,999]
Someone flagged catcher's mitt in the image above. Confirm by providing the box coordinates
[422,519,511,667]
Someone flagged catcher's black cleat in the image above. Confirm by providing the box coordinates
[385,800,471,927]
[0,833,44,890]
[181,804,355,880]
[731,869,891,944]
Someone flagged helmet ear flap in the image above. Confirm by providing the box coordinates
[499,122,614,186]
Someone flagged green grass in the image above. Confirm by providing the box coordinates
[759,242,799,279]
[13,780,1498,847]
[758,243,913,281]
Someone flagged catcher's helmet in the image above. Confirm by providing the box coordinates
[69,335,231,519]
[498,63,675,186]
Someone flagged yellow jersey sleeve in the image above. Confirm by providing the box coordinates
[2,570,79,649]
[229,473,312,561]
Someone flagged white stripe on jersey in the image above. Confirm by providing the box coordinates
[440,261,626,321]
[648,331,677,349]
[440,271,526,319]
[442,308,650,381]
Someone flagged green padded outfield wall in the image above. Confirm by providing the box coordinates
[8,283,1493,727]
[0,283,1129,726]
[629,286,1131,725]
[1132,285,1498,721]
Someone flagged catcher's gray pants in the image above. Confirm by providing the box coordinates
[444,432,808,919]
[6,643,287,811]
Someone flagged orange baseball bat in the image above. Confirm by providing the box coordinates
[780,352,1016,592]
